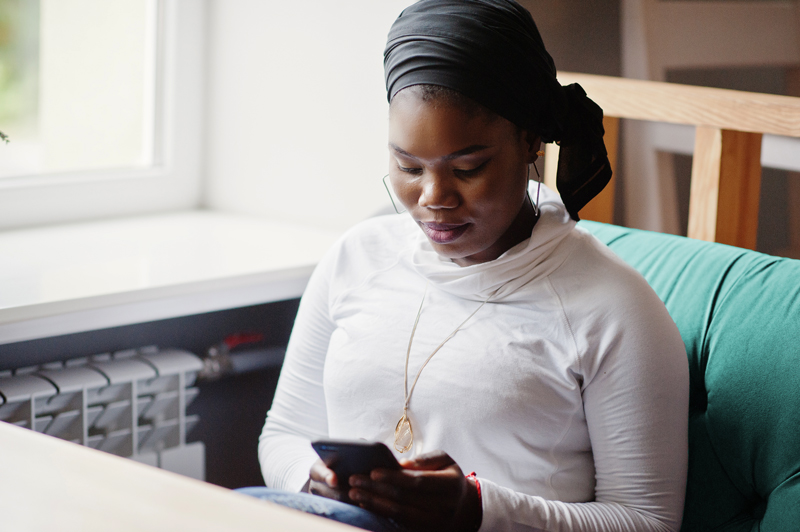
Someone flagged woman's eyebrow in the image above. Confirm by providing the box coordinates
[389,143,491,160]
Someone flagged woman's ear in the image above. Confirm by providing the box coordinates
[524,130,542,165]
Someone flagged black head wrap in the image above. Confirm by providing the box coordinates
[384,0,612,220]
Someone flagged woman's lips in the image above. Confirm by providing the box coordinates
[420,222,471,244]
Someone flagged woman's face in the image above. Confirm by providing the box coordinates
[388,90,540,266]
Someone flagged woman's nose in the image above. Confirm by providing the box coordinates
[418,173,459,209]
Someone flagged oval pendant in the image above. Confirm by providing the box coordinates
[394,414,413,453]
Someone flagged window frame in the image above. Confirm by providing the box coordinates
[0,0,205,230]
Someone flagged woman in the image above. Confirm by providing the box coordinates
[251,1,689,531]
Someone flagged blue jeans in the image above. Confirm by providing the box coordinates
[236,487,407,532]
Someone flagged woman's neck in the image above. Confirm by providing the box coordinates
[452,195,538,267]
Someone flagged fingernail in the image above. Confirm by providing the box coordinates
[350,490,362,502]
[350,478,363,487]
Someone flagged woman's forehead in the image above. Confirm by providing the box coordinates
[388,98,516,160]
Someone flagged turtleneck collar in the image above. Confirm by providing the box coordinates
[408,183,575,302]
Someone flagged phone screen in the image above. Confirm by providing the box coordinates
[312,439,401,486]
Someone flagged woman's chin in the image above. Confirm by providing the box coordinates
[428,241,487,266]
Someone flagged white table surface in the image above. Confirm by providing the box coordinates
[0,211,343,345]
[0,420,355,532]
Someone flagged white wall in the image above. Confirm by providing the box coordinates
[204,0,409,232]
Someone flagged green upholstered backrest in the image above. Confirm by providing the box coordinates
[579,221,800,532]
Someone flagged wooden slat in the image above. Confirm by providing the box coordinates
[543,143,559,192]
[715,130,763,248]
[786,68,800,258]
[557,72,800,138]
[787,176,800,258]
[688,127,763,249]
[688,127,723,243]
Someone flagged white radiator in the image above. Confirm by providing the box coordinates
[0,346,205,480]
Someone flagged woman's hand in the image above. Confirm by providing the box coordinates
[308,459,350,502]
[347,450,482,532]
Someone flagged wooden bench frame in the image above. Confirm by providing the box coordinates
[543,73,800,250]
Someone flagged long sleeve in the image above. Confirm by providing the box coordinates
[479,337,688,532]
[477,250,690,532]
[258,247,338,492]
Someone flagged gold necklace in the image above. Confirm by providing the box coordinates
[394,284,494,453]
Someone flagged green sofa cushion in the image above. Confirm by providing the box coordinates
[579,221,800,532]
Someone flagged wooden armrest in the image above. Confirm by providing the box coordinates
[545,73,800,249]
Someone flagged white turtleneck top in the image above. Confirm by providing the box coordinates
[259,185,689,532]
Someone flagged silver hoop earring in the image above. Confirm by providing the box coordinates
[528,164,542,218]
[383,174,406,214]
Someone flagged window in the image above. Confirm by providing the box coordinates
[0,0,204,229]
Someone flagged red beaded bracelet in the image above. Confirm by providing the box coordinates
[465,471,482,501]
[464,472,482,532]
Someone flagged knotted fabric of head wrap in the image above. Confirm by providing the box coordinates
[384,0,612,221]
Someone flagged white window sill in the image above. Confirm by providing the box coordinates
[0,211,342,345]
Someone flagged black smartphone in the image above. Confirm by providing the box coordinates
[312,439,401,487]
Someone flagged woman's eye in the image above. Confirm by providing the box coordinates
[454,160,488,176]
[398,165,423,175]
